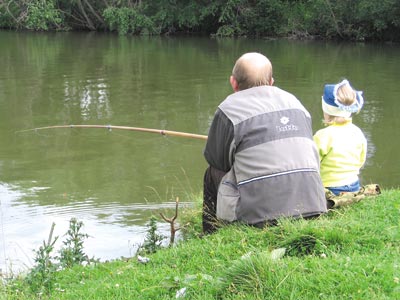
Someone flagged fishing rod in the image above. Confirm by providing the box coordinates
[16,124,208,140]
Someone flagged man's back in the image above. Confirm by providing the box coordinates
[212,86,327,225]
[202,52,326,233]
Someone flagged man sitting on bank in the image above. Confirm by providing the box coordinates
[203,52,327,233]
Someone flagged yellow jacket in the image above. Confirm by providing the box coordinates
[313,121,367,187]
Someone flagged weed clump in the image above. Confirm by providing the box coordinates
[137,216,166,255]
[25,223,58,295]
[24,218,95,295]
[280,234,326,257]
[59,218,95,268]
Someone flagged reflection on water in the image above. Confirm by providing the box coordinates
[64,78,113,120]
[0,32,399,274]
[0,182,188,274]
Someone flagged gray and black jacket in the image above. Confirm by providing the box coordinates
[204,86,327,224]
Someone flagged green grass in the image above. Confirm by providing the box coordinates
[2,189,399,299]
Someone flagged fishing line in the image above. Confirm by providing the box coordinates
[104,130,161,146]
[172,167,197,200]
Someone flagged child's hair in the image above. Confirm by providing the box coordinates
[323,114,351,125]
[323,83,359,125]
[336,84,357,107]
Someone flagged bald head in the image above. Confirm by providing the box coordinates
[231,52,273,91]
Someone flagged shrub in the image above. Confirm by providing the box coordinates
[103,7,158,35]
[25,0,63,31]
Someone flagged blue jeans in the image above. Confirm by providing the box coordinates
[327,180,360,196]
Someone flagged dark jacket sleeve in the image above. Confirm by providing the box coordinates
[204,108,234,172]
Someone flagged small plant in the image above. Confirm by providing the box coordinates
[59,218,93,268]
[137,216,166,255]
[25,223,58,295]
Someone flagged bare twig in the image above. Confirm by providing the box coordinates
[4,0,19,24]
[160,197,181,246]
[44,222,57,268]
[76,0,95,30]
[83,0,104,26]
[46,222,56,247]
[325,0,343,38]
[57,7,88,28]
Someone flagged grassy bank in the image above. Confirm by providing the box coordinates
[3,189,399,299]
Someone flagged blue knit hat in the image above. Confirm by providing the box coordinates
[322,79,364,117]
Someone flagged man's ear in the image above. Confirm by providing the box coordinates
[230,75,239,92]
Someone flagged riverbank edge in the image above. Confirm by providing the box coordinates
[3,188,399,299]
[2,28,400,45]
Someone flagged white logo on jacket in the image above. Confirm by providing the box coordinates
[276,116,299,132]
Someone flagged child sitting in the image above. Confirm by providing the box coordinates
[314,79,367,196]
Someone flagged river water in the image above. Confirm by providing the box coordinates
[0,31,399,274]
